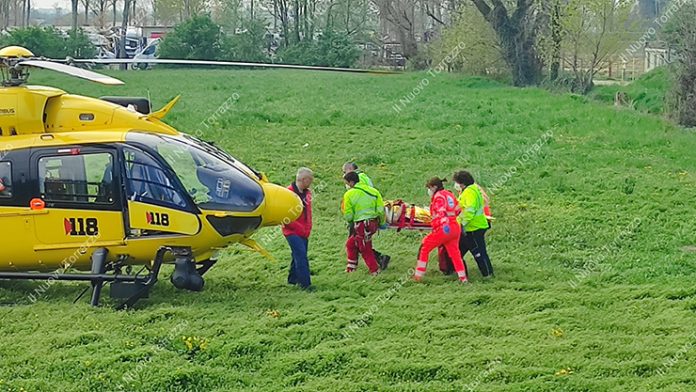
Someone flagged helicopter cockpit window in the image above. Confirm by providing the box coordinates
[123,147,188,209]
[126,132,264,212]
[39,153,114,204]
[0,162,12,198]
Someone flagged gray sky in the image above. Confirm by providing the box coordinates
[34,0,71,11]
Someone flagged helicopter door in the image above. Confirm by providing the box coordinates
[122,146,201,236]
[31,147,126,248]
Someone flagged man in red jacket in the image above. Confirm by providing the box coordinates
[282,167,314,289]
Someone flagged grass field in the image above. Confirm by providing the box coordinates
[590,68,672,115]
[1,68,696,392]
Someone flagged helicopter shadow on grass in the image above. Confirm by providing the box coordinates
[0,263,324,310]
[0,279,92,306]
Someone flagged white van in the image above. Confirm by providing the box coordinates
[133,38,160,69]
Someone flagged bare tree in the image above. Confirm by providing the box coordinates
[81,0,89,23]
[470,0,542,86]
[560,0,634,93]
[373,0,418,59]
[71,0,79,30]
[119,0,133,65]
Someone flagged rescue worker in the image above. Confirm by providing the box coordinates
[453,170,494,278]
[343,162,374,187]
[0,178,5,194]
[282,168,314,290]
[438,183,492,275]
[342,162,390,270]
[342,171,386,275]
[414,177,469,283]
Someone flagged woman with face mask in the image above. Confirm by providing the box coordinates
[453,171,494,278]
[413,177,469,283]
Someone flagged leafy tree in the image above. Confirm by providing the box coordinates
[559,0,634,94]
[279,30,359,67]
[0,27,95,58]
[223,19,270,62]
[65,29,97,58]
[1,27,66,58]
[314,30,360,68]
[159,15,224,60]
[664,1,696,127]
[431,5,509,80]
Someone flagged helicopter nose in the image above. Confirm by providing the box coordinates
[260,183,303,227]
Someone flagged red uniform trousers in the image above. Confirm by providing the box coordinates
[416,221,468,281]
[346,219,380,273]
[438,246,469,276]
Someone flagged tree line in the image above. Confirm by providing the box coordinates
[0,0,693,126]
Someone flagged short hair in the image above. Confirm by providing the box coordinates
[343,162,358,171]
[453,171,475,186]
[296,167,313,180]
[344,171,360,184]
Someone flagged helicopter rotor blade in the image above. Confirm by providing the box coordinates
[67,58,399,74]
[18,60,125,85]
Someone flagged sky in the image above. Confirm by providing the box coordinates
[34,0,73,12]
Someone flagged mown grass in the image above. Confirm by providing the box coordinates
[1,68,695,391]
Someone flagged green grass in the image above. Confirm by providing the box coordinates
[1,68,696,391]
[590,68,672,115]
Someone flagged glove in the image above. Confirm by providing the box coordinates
[379,224,388,230]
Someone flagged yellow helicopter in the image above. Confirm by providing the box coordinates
[0,45,384,308]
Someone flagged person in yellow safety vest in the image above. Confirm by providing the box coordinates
[342,162,390,270]
[343,162,374,187]
[453,170,494,278]
[342,171,387,275]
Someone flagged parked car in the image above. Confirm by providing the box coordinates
[132,39,159,69]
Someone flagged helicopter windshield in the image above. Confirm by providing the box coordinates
[126,132,264,212]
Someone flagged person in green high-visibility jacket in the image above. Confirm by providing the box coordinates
[342,171,386,275]
[343,162,374,187]
[342,162,391,270]
[453,170,494,278]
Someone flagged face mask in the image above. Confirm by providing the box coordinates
[427,188,435,197]
[454,183,463,192]
[345,184,351,190]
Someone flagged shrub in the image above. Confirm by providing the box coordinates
[159,15,224,60]
[279,31,359,68]
[223,19,270,62]
[0,27,95,58]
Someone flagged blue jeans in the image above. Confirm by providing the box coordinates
[286,235,311,288]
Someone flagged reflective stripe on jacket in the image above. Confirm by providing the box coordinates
[342,183,385,224]
[430,189,461,230]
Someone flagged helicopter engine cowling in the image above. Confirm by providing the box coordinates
[100,96,151,114]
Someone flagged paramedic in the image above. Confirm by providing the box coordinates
[453,170,494,278]
[342,171,385,275]
[342,162,390,270]
[414,177,468,283]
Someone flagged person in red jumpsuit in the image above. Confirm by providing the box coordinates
[414,177,469,283]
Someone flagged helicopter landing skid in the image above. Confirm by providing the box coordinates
[0,246,192,310]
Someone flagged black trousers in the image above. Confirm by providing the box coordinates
[459,228,493,277]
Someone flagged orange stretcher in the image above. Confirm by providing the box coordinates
[384,200,432,231]
[384,199,494,232]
